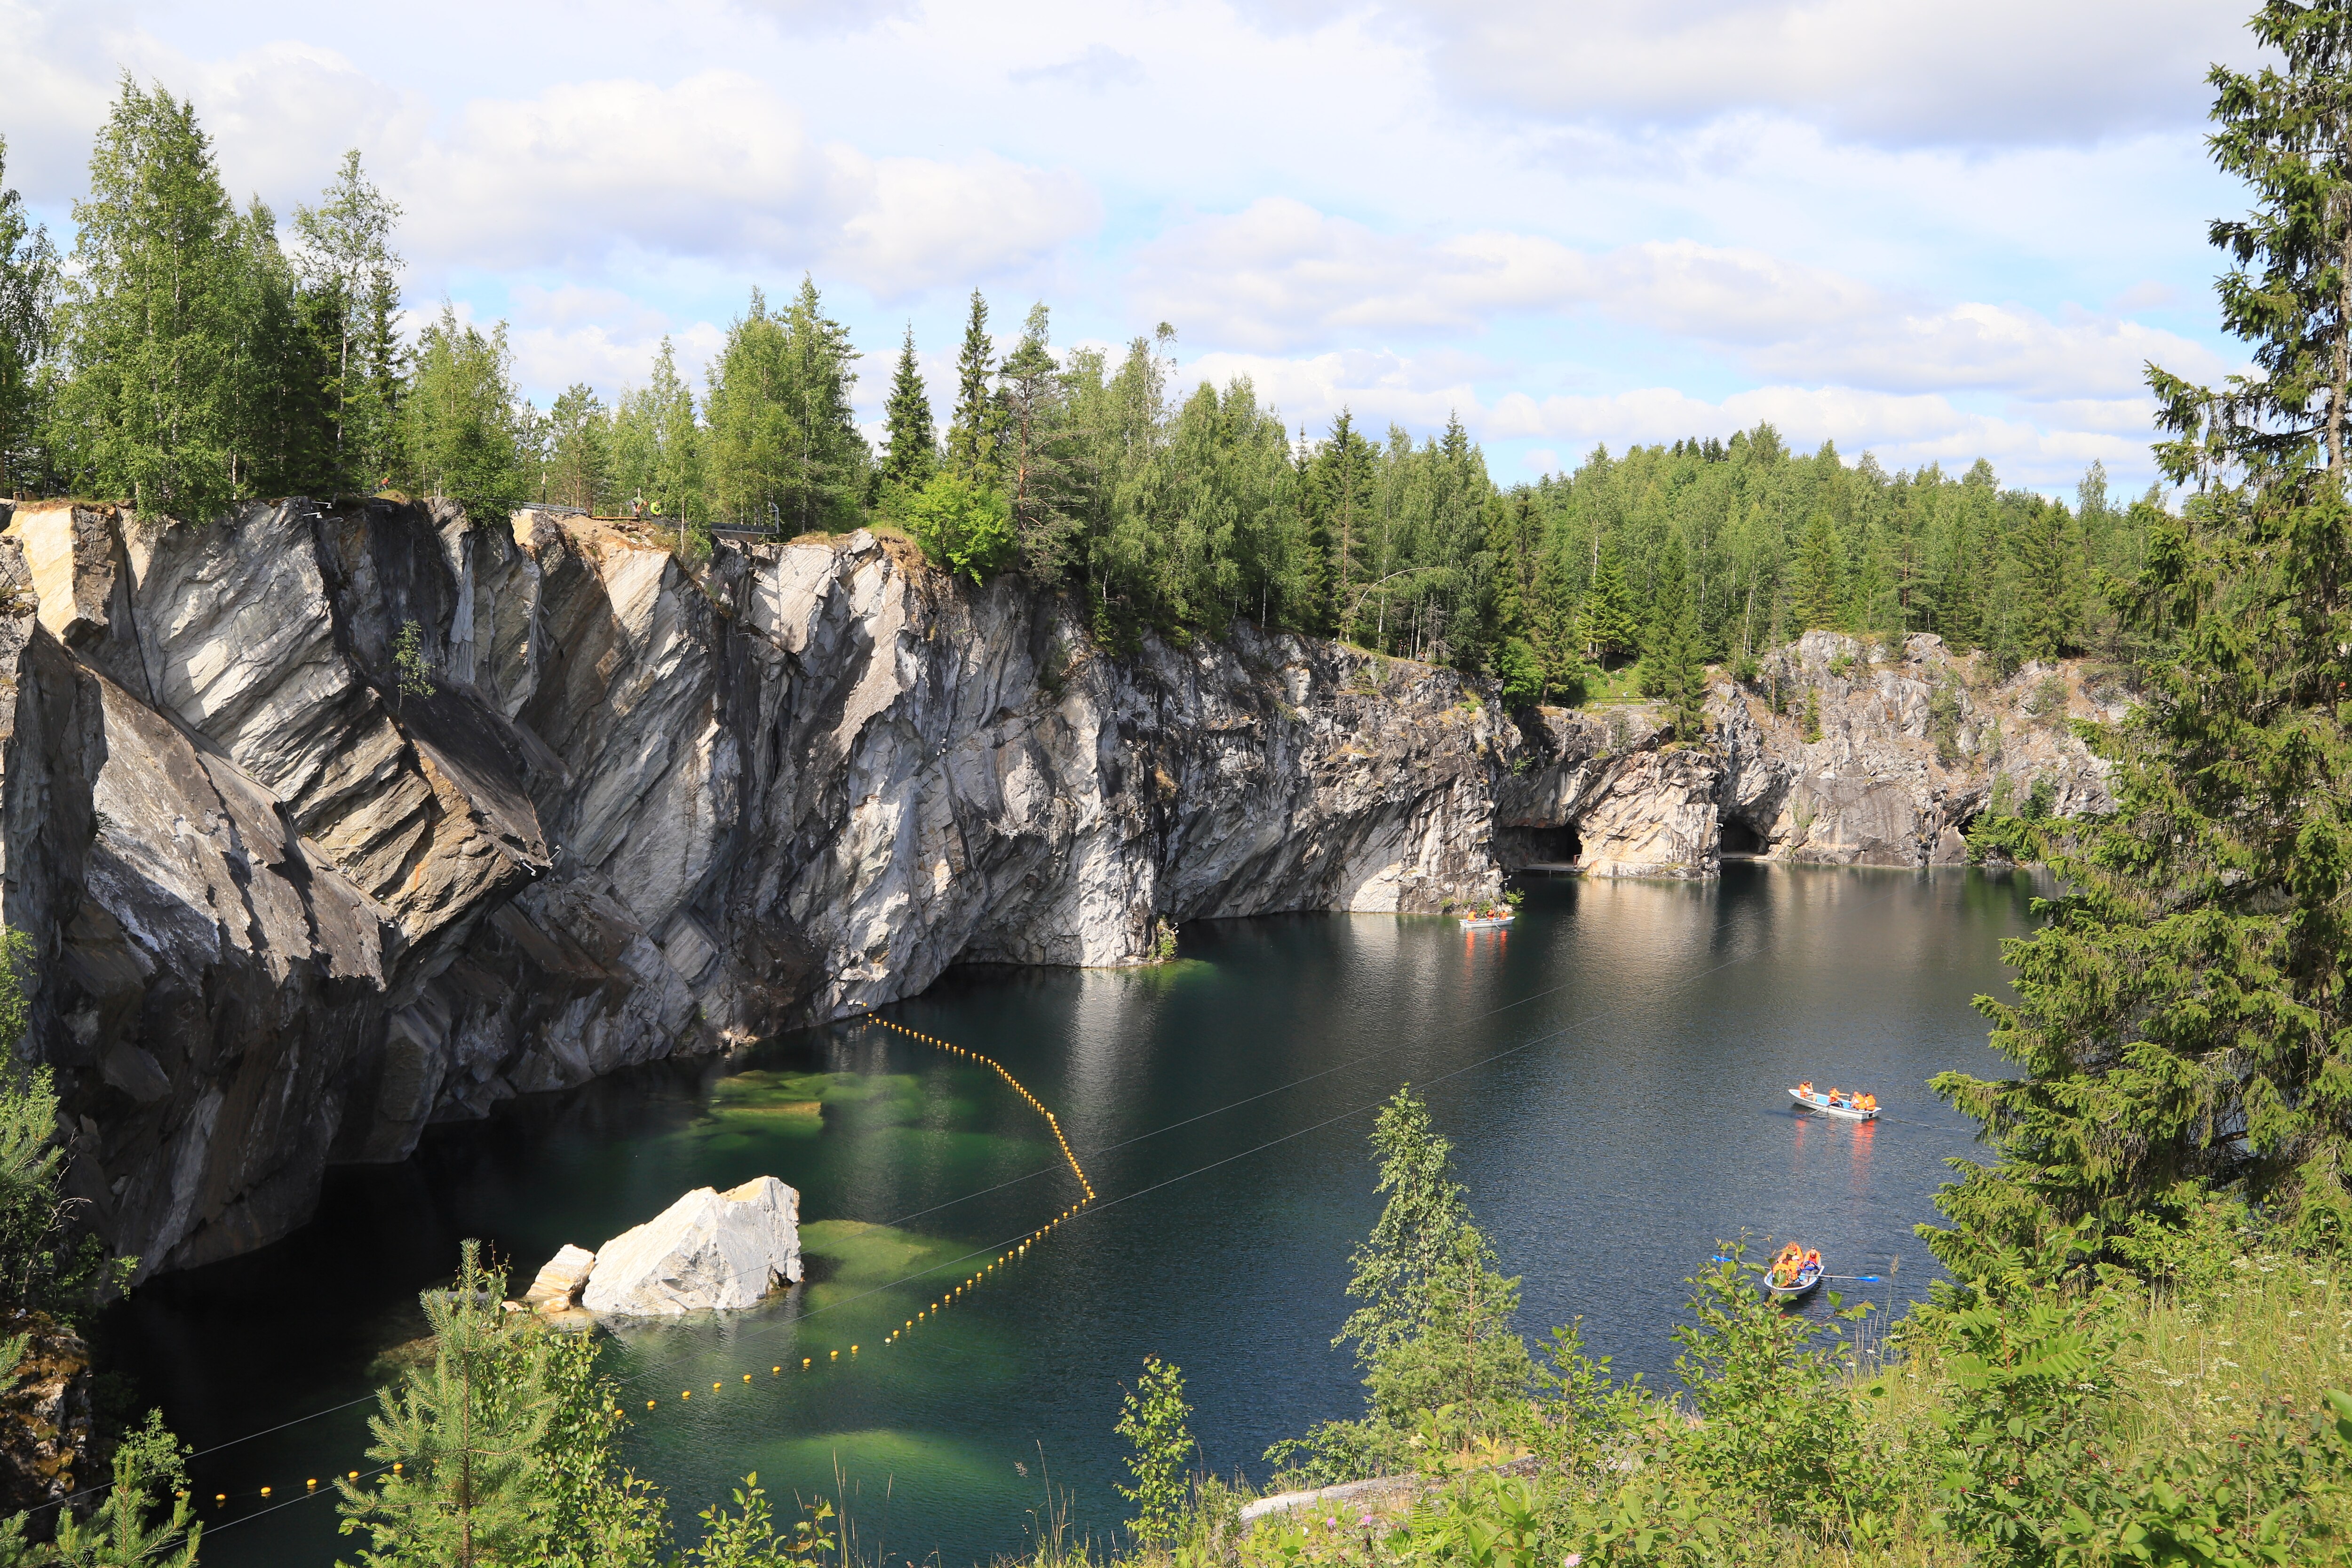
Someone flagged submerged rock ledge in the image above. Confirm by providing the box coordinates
[0,499,2105,1277]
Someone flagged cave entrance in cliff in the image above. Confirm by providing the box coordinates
[1720,820,1765,858]
[1522,826,1581,868]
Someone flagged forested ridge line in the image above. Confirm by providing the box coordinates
[0,83,2145,724]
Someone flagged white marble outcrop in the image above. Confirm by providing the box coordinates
[580,1177,802,1316]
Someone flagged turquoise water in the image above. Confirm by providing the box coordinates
[117,864,2037,1565]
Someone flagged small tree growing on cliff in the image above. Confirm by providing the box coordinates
[393,619,434,705]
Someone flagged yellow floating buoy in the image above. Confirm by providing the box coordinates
[349,1471,360,1480]
[215,1494,226,1505]
[773,1366,781,1374]
[803,1357,812,1369]
[682,1391,691,1401]
[830,1349,838,1361]
[260,1487,272,1498]
[393,1464,404,1474]
[851,1344,859,1354]
[744,1373,752,1383]
[714,1382,722,1392]
[307,1478,318,1489]
[647,1400,656,1409]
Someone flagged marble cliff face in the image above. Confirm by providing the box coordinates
[0,500,2106,1276]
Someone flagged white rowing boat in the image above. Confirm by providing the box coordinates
[1789,1088,1878,1121]
[1459,913,1515,930]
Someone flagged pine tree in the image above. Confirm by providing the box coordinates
[338,1241,554,1567]
[998,302,1078,576]
[878,322,937,497]
[1931,0,2352,1271]
[0,136,57,496]
[704,280,866,533]
[2008,495,2086,660]
[944,288,999,484]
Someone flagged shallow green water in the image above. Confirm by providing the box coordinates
[119,864,2037,1565]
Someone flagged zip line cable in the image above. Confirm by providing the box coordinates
[73,881,1933,1523]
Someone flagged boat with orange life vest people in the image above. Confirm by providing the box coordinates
[1788,1080,1879,1121]
[1765,1242,1823,1299]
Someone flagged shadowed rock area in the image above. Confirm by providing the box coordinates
[0,501,2104,1277]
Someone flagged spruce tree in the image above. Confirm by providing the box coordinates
[1653,600,1710,743]
[878,322,938,496]
[1791,511,1843,631]
[1931,0,2352,1269]
[944,288,999,483]
[1581,540,1641,663]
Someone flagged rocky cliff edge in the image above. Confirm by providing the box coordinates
[0,502,2106,1276]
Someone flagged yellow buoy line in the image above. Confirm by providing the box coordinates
[106,948,1804,1528]
[183,1021,1098,1515]
[863,1014,1096,1201]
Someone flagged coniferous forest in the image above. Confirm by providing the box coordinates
[0,81,2147,715]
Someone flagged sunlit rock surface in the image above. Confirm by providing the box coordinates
[0,500,2101,1277]
[580,1176,802,1316]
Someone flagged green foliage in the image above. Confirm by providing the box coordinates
[944,289,1001,486]
[0,136,58,496]
[1270,1088,1531,1482]
[877,323,937,499]
[606,338,704,530]
[1114,1355,1194,1547]
[292,150,403,494]
[1931,0,2352,1272]
[393,620,434,701]
[703,279,866,534]
[337,1241,553,1568]
[1797,687,1820,744]
[1669,1246,1878,1530]
[403,304,529,525]
[48,79,248,521]
[540,382,608,511]
[904,472,1016,584]
[1790,511,1843,631]
[677,1476,832,1568]
[1579,541,1641,664]
[42,1411,201,1568]
[0,930,129,1321]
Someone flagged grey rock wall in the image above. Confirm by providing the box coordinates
[0,501,2104,1277]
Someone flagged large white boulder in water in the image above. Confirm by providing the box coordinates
[580,1177,803,1315]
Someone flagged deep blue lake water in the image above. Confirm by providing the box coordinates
[115,863,2038,1566]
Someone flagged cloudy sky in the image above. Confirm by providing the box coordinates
[4,0,2264,491]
